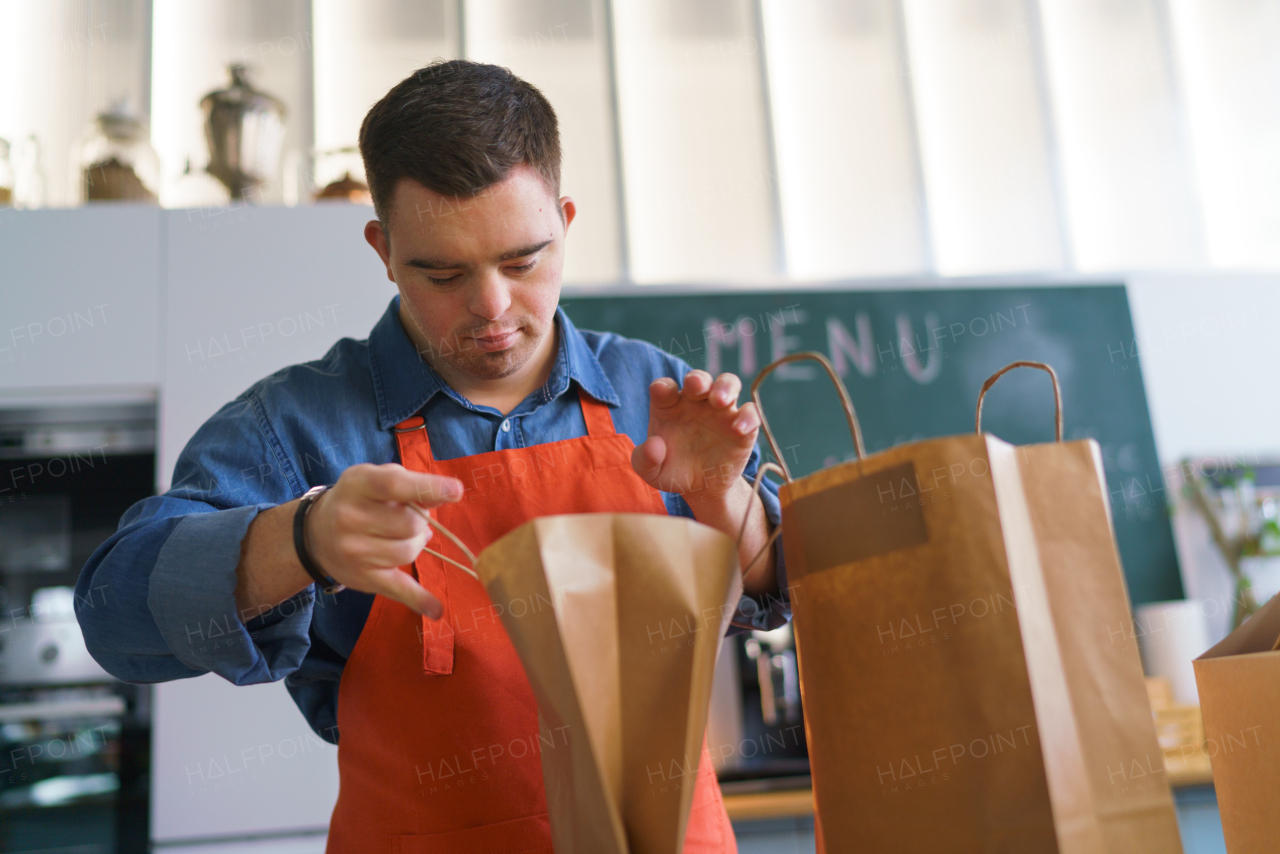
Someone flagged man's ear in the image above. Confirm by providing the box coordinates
[364,220,396,284]
[559,196,576,235]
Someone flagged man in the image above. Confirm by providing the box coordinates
[77,60,788,852]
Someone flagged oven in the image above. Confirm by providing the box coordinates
[0,400,156,853]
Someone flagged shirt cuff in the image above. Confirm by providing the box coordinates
[147,503,315,685]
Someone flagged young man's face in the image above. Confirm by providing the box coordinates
[365,164,575,383]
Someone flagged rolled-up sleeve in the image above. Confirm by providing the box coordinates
[76,394,315,686]
[147,504,315,683]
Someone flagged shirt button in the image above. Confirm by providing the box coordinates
[501,419,512,432]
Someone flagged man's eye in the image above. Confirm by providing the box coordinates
[428,274,460,285]
[509,261,536,274]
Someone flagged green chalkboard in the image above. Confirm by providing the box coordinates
[562,284,1180,606]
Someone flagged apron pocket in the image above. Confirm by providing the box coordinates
[390,812,552,854]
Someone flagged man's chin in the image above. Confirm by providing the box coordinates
[449,345,531,380]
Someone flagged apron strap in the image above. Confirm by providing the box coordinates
[393,414,435,465]
[579,391,618,438]
[391,414,455,675]
[398,392,616,452]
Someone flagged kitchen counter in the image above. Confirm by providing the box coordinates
[723,760,1214,822]
[723,788,816,822]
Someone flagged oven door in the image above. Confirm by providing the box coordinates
[0,679,149,854]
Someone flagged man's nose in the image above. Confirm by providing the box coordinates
[469,272,512,321]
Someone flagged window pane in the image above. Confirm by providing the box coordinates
[0,0,151,208]
[761,0,928,279]
[312,0,457,192]
[1039,0,1204,270]
[466,0,621,283]
[902,0,1064,276]
[1168,0,1280,269]
[611,0,778,283]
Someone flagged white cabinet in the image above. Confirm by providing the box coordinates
[152,204,393,840]
[0,206,161,397]
[151,674,338,843]
[159,203,395,490]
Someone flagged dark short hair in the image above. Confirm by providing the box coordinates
[358,59,562,227]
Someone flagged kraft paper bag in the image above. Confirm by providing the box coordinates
[750,354,1181,854]
[1193,590,1280,853]
[991,367,1183,854]
[425,512,742,854]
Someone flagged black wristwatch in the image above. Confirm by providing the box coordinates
[293,484,346,595]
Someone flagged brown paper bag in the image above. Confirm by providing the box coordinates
[425,512,742,854]
[987,366,1184,854]
[1193,590,1280,853]
[750,354,1182,854]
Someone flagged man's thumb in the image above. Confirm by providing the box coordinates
[630,436,666,488]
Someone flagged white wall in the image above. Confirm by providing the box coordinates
[0,206,160,399]
[151,674,338,843]
[160,204,393,491]
[1126,273,1280,463]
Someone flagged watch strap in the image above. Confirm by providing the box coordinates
[293,484,345,595]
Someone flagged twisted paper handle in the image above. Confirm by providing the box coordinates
[975,360,1063,442]
[750,351,865,482]
[406,504,479,579]
[736,461,788,578]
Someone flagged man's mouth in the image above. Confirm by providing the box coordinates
[471,328,519,352]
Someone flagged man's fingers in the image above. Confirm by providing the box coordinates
[348,500,430,541]
[733,401,761,437]
[709,373,742,408]
[369,568,444,619]
[649,377,680,408]
[681,370,713,400]
[352,463,464,507]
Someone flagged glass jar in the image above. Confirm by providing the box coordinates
[200,64,286,201]
[74,100,160,204]
[14,135,47,209]
[0,138,13,206]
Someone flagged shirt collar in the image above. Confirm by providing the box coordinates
[368,296,620,431]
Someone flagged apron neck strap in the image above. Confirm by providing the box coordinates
[393,415,435,466]
[393,390,618,463]
[579,390,617,439]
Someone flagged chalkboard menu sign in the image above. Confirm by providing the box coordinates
[562,284,1180,605]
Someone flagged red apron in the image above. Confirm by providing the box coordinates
[326,390,737,853]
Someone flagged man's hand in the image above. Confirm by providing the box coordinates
[307,464,464,618]
[630,370,761,503]
[631,370,778,596]
[234,463,463,622]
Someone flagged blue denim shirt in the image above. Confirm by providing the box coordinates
[75,297,789,743]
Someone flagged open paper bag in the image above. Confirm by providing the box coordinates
[423,512,742,854]
[751,354,1182,854]
[1193,590,1280,852]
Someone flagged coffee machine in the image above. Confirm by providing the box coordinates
[707,623,809,792]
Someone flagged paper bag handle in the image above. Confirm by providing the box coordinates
[737,461,787,577]
[750,351,866,481]
[407,504,480,579]
[975,361,1063,442]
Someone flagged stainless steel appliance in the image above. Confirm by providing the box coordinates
[0,400,156,853]
[709,626,810,796]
